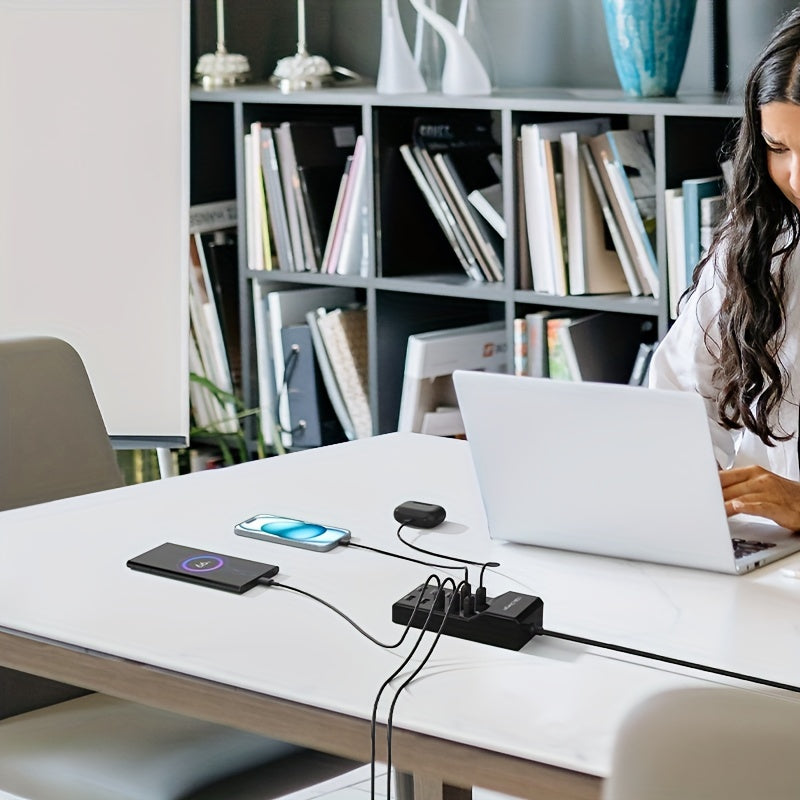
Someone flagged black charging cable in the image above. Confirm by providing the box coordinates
[258,573,454,800]
[395,523,500,590]
[368,575,445,800]
[369,576,461,800]
[384,580,464,800]
[261,578,427,650]
[536,626,800,694]
[342,539,469,585]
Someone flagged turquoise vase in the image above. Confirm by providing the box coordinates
[602,0,698,97]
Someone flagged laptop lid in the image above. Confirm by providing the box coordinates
[453,370,800,574]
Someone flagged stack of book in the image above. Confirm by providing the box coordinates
[519,118,659,299]
[512,309,655,385]
[664,170,728,317]
[399,116,505,283]
[244,120,368,277]
[188,200,241,436]
[252,285,372,451]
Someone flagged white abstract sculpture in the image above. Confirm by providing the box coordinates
[407,0,491,95]
[456,0,495,86]
[377,0,427,93]
[414,0,445,90]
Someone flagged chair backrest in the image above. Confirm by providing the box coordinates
[0,335,123,511]
[603,686,800,800]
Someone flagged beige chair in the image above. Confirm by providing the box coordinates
[603,686,800,800]
[0,336,359,799]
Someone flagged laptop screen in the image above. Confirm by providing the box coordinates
[453,370,799,573]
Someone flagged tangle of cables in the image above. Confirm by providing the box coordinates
[260,519,503,800]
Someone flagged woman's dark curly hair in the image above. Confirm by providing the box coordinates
[691,7,800,445]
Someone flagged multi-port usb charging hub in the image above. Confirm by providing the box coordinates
[391,583,543,650]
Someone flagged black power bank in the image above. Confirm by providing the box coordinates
[127,542,279,594]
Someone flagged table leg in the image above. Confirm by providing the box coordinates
[396,771,415,800]
[413,773,472,800]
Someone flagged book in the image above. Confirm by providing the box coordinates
[189,203,241,394]
[414,144,489,281]
[589,129,659,298]
[560,130,628,295]
[259,126,296,271]
[325,136,366,274]
[664,187,686,318]
[189,199,238,234]
[296,163,347,273]
[546,315,577,381]
[411,115,502,282]
[699,193,725,256]
[188,233,238,435]
[682,175,723,282]
[519,124,556,294]
[397,321,507,436]
[524,309,573,377]
[305,307,357,441]
[519,117,611,294]
[279,323,346,449]
[399,143,484,282]
[558,312,651,384]
[274,124,307,272]
[202,231,241,390]
[279,121,358,272]
[313,305,372,440]
[246,121,272,271]
[604,159,660,298]
[432,151,504,282]
[628,340,658,386]
[541,138,568,295]
[332,141,370,277]
[251,279,297,449]
[467,183,506,239]
[265,286,357,448]
[515,136,532,291]
[243,132,261,271]
[411,115,499,160]
[579,143,643,296]
[513,317,528,376]
[319,155,353,274]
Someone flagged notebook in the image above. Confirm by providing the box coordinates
[452,370,800,574]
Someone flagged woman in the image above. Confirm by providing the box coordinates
[650,8,800,531]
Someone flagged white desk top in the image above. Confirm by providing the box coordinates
[2,432,799,779]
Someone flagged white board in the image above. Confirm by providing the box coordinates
[0,0,189,446]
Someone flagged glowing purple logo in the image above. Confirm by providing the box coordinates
[181,555,224,573]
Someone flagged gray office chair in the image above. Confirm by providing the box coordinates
[602,686,800,800]
[0,336,359,800]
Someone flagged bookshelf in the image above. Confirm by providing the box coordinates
[189,1,783,446]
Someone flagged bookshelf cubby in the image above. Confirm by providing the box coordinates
[191,83,742,440]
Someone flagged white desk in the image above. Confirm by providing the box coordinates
[2,433,800,799]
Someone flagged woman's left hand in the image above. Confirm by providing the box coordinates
[720,465,800,530]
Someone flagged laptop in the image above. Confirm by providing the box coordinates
[452,370,800,574]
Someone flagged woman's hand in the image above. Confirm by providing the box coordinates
[720,465,800,530]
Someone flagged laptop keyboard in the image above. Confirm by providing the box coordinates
[732,538,776,559]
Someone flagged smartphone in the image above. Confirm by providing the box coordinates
[127,542,279,593]
[234,514,351,552]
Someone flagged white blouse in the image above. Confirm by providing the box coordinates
[649,244,800,480]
